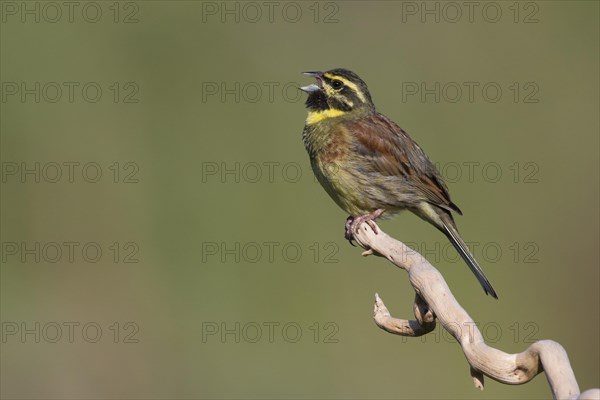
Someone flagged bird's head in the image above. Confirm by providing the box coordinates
[300,68,374,123]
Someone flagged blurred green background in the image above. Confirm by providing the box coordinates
[1,1,598,399]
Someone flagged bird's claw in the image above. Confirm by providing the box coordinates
[344,209,385,246]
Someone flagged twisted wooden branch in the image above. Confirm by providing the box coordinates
[353,222,600,400]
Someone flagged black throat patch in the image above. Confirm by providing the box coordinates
[305,90,353,112]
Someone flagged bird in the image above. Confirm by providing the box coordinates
[299,68,498,299]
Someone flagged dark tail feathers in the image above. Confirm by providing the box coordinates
[443,223,498,299]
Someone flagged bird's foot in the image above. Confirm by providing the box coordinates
[344,209,385,245]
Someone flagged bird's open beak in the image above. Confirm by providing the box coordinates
[299,71,323,93]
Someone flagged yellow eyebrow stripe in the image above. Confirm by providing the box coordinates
[323,73,366,103]
[306,109,347,125]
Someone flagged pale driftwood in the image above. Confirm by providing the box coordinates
[353,222,600,400]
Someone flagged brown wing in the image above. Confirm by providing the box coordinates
[345,112,462,215]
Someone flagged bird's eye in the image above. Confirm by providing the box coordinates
[331,79,344,90]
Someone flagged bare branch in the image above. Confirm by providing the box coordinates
[353,222,599,400]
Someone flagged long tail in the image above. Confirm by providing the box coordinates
[442,221,498,299]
